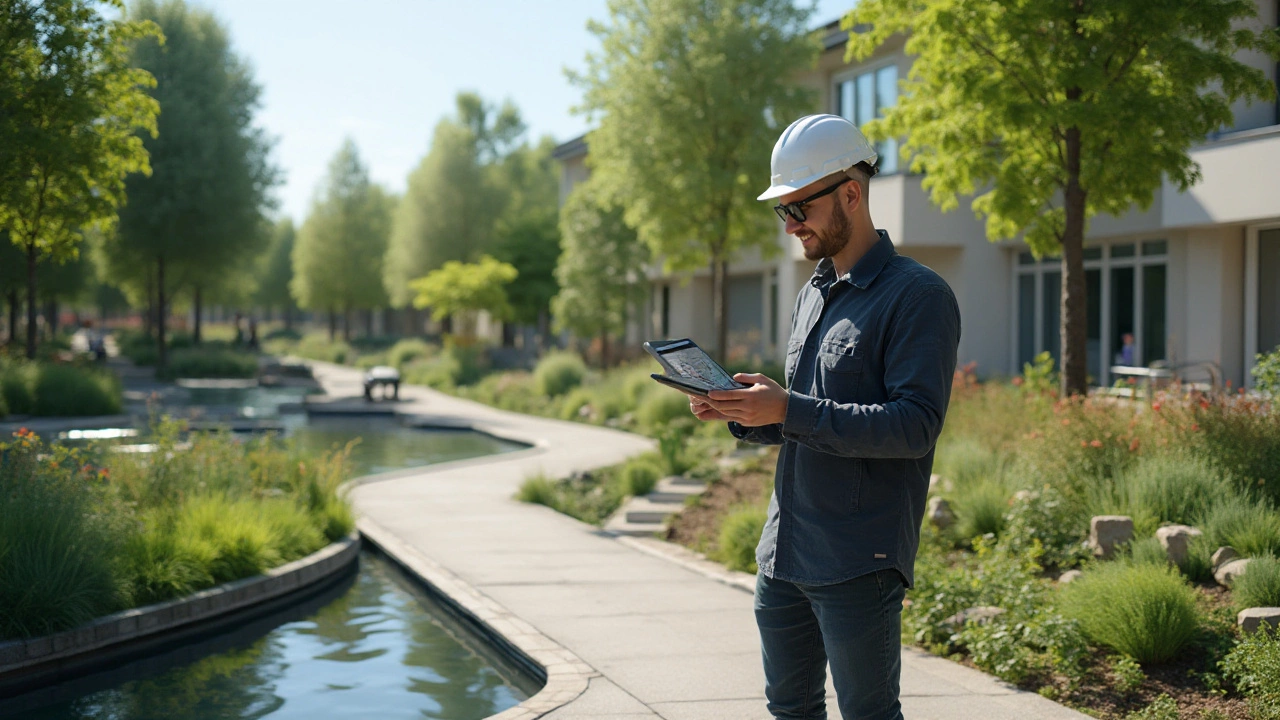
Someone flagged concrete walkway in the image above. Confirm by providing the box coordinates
[313,363,1089,720]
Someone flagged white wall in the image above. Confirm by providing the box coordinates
[1182,226,1247,387]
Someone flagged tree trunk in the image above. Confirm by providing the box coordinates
[6,290,18,347]
[144,271,154,339]
[157,255,168,370]
[365,308,374,338]
[24,242,37,359]
[601,331,612,369]
[328,307,336,341]
[44,299,58,338]
[284,304,294,332]
[193,286,203,344]
[342,305,351,342]
[711,254,729,363]
[1060,119,1089,397]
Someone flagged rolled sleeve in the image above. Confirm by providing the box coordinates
[781,286,960,459]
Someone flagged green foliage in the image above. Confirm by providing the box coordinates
[385,93,523,306]
[1253,347,1280,398]
[574,0,819,357]
[950,479,1009,541]
[385,338,435,369]
[1086,453,1225,537]
[1058,562,1201,664]
[0,430,127,638]
[845,0,1280,393]
[1124,694,1179,720]
[551,177,650,350]
[715,505,766,573]
[255,218,297,313]
[1125,537,1171,567]
[658,423,697,476]
[490,136,562,325]
[0,360,121,416]
[400,343,487,389]
[637,387,693,434]
[515,475,559,506]
[619,457,661,497]
[1111,654,1146,693]
[1198,495,1280,557]
[1000,486,1090,571]
[156,347,257,380]
[534,351,587,397]
[1189,398,1280,504]
[1178,535,1217,584]
[1233,555,1280,610]
[1222,629,1280,719]
[1,0,160,359]
[290,139,390,322]
[0,361,35,414]
[409,255,518,328]
[1020,352,1057,395]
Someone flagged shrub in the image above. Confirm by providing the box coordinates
[636,387,691,434]
[176,497,282,583]
[935,436,1002,490]
[1000,486,1090,570]
[1189,397,1280,505]
[1255,347,1280,398]
[516,475,559,506]
[1126,537,1171,567]
[32,364,122,416]
[386,338,435,369]
[1178,535,1216,584]
[715,504,766,573]
[1222,628,1280,720]
[1234,554,1280,610]
[119,522,216,606]
[0,385,7,417]
[1198,495,1280,557]
[0,432,126,639]
[295,334,354,364]
[534,352,587,397]
[1112,654,1146,693]
[1058,562,1201,664]
[618,457,661,497]
[0,362,35,415]
[1125,694,1179,720]
[558,387,595,421]
[657,424,696,476]
[1088,453,1225,537]
[950,479,1009,541]
[157,347,258,381]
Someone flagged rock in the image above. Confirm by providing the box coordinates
[1089,515,1134,559]
[943,606,1005,628]
[927,496,955,530]
[1156,525,1203,565]
[929,473,941,492]
[1215,558,1253,587]
[1057,569,1083,584]
[1211,546,1240,570]
[1238,607,1280,635]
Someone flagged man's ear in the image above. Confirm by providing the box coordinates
[842,179,863,214]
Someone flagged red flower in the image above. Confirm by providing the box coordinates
[1191,423,1200,432]
[1090,440,1103,448]
[1151,402,1162,411]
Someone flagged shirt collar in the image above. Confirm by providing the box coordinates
[811,229,897,290]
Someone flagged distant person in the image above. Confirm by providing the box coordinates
[1115,332,1136,366]
[689,114,961,720]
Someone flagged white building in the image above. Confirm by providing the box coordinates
[553,5,1280,387]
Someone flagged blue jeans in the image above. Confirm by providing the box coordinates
[754,570,906,720]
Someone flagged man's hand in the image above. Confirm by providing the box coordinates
[689,394,732,422]
[701,373,789,427]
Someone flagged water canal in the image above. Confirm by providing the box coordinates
[3,553,539,719]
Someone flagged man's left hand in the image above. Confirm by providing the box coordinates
[706,373,789,426]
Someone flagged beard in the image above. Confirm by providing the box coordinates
[801,198,853,262]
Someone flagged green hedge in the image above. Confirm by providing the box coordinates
[0,361,121,417]
[156,347,258,380]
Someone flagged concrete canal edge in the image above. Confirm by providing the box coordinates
[359,518,597,720]
[0,533,360,697]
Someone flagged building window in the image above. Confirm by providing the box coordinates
[834,64,898,174]
[1260,228,1280,354]
[1014,242,1168,385]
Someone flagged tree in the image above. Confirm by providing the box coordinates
[574,0,819,361]
[291,139,391,341]
[256,218,298,329]
[384,93,524,307]
[845,0,1280,396]
[0,0,159,358]
[490,136,562,340]
[112,0,276,366]
[409,255,518,343]
[552,179,651,367]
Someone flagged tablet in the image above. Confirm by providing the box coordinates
[643,338,748,395]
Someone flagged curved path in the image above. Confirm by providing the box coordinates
[313,364,1089,720]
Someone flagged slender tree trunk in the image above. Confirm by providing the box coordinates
[193,286,203,344]
[144,271,154,339]
[6,290,18,347]
[24,241,37,359]
[157,255,168,370]
[1061,118,1089,397]
[342,305,351,342]
[328,307,336,341]
[710,254,729,363]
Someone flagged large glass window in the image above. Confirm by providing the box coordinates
[835,64,899,174]
[1015,242,1167,386]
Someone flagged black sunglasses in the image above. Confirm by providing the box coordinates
[773,176,853,223]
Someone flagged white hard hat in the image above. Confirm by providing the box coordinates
[757,114,879,201]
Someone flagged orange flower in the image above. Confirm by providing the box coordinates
[1152,402,1162,411]
[1090,440,1103,448]
[1191,423,1200,432]
[1061,418,1071,426]
[1129,438,1141,452]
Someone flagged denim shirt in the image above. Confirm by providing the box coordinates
[729,230,960,587]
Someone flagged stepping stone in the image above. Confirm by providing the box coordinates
[602,512,666,537]
[647,478,707,504]
[625,497,680,525]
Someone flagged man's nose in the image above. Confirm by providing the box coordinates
[784,214,805,235]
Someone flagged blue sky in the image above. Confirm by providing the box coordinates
[184,0,858,223]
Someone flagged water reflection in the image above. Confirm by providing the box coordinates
[4,554,536,720]
[285,417,527,477]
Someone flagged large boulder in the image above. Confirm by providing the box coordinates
[1238,608,1280,635]
[1211,546,1240,570]
[928,496,955,531]
[1215,558,1253,587]
[1089,515,1134,559]
[1156,525,1203,565]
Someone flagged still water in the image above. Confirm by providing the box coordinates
[2,553,540,719]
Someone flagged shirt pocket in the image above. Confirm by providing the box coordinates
[818,338,864,374]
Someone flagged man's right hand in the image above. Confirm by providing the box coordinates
[690,396,732,422]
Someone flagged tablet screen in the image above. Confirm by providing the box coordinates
[660,343,739,389]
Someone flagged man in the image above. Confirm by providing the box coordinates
[690,114,961,720]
